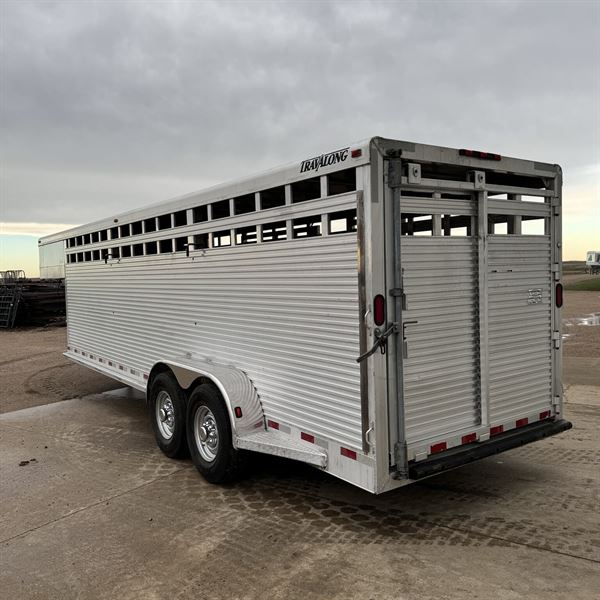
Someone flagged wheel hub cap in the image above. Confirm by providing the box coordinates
[156,391,175,440]
[194,406,219,462]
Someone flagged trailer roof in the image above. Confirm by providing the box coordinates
[39,136,559,246]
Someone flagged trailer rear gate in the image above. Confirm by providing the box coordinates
[394,165,557,462]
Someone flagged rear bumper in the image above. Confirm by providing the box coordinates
[408,418,572,480]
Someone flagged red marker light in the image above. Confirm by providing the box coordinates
[459,149,501,161]
[351,149,362,158]
[556,283,563,308]
[373,294,385,326]
[430,442,447,454]
[340,447,357,460]
[234,407,243,418]
[461,433,477,445]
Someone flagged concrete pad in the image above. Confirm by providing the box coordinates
[1,388,599,599]
[565,384,600,406]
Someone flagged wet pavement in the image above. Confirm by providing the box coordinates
[1,386,599,599]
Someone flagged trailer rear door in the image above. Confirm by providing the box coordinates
[398,195,481,447]
[389,162,558,465]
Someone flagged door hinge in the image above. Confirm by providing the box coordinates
[390,287,407,310]
[552,395,561,414]
[552,330,561,349]
[393,442,408,479]
[387,153,403,188]
[552,263,560,281]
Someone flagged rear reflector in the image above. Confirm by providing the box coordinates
[351,149,362,158]
[556,283,563,308]
[234,407,243,418]
[461,433,477,444]
[490,425,504,436]
[143,373,149,380]
[459,149,502,161]
[539,410,551,420]
[340,447,357,460]
[301,432,315,443]
[373,294,385,326]
[430,441,447,454]
[516,417,529,428]
[267,420,279,430]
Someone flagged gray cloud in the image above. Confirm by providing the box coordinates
[1,0,599,224]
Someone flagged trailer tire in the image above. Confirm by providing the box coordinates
[186,383,245,484]
[148,372,189,459]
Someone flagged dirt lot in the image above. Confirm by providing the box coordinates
[561,277,600,386]
[0,327,120,414]
[0,290,599,599]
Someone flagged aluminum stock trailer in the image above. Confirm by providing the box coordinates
[38,137,571,493]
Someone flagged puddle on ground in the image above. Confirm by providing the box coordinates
[563,313,600,328]
[578,313,600,326]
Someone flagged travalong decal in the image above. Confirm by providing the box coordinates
[300,147,349,173]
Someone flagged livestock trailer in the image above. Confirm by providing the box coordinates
[586,251,600,274]
[39,137,571,493]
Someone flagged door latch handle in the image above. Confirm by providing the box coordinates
[356,323,398,363]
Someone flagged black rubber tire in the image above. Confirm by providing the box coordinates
[148,372,189,459]
[186,383,246,483]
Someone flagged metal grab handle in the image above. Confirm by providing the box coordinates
[401,320,419,359]
[402,320,419,337]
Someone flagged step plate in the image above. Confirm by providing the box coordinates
[236,429,327,468]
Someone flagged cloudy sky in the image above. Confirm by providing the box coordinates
[1,0,599,274]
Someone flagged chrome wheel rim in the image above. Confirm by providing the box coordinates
[156,390,175,440]
[194,405,219,462]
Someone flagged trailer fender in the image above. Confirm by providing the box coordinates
[151,359,265,446]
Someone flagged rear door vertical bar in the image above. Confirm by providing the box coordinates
[475,172,490,428]
[387,151,408,476]
[356,190,371,454]
[551,166,563,415]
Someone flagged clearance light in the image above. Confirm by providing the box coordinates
[459,149,502,161]
[556,283,563,308]
[234,407,243,418]
[351,149,362,158]
[340,447,357,460]
[430,442,447,454]
[373,294,386,326]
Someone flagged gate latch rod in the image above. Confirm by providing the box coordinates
[356,323,398,363]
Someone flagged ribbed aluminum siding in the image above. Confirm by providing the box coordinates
[400,238,480,443]
[487,236,553,422]
[66,235,362,448]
